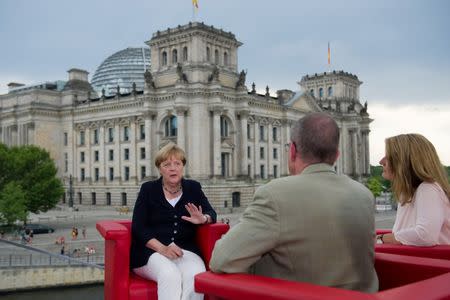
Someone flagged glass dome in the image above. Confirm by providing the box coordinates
[91,47,151,96]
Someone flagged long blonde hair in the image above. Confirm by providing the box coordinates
[385,134,450,205]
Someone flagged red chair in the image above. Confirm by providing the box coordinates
[97,219,229,300]
[376,229,450,260]
[195,252,450,300]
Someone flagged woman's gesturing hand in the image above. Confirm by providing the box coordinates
[182,203,207,224]
[158,242,183,259]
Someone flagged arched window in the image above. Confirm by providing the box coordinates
[215,49,219,64]
[206,47,210,62]
[310,89,314,97]
[319,87,323,98]
[220,116,229,137]
[172,49,178,64]
[164,116,177,137]
[182,47,188,61]
[162,51,167,66]
[224,52,228,65]
[328,86,333,97]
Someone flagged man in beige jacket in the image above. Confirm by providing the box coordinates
[210,112,378,292]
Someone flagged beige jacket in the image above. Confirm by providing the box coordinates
[210,163,378,293]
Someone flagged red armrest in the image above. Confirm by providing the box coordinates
[196,223,230,269]
[376,229,392,235]
[195,253,450,300]
[97,220,131,300]
[195,272,373,300]
[375,228,450,260]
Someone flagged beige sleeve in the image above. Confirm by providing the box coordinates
[209,185,279,273]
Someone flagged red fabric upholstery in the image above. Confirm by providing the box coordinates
[375,229,450,260]
[97,220,229,300]
[195,252,450,300]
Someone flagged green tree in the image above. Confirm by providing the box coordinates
[0,182,28,225]
[366,177,383,198]
[370,165,391,191]
[0,144,64,219]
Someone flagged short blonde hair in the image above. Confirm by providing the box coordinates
[385,133,450,205]
[154,142,187,168]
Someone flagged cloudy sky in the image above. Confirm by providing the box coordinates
[1,0,449,165]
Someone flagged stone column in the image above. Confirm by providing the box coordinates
[239,110,249,177]
[175,107,187,152]
[212,108,222,177]
[363,130,371,175]
[130,118,137,182]
[99,124,105,183]
[267,121,273,178]
[350,129,359,177]
[253,119,259,179]
[144,113,152,177]
[114,120,121,182]
[85,126,91,183]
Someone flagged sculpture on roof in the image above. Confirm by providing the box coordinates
[208,65,219,83]
[144,69,155,89]
[236,70,247,89]
[176,63,188,83]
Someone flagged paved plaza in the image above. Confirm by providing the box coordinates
[0,205,396,257]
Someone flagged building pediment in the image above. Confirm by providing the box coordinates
[286,92,322,112]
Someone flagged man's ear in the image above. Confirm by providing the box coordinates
[334,150,340,162]
[290,142,297,162]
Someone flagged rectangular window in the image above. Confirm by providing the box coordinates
[124,148,130,160]
[109,167,114,181]
[78,192,82,205]
[247,124,251,139]
[64,153,68,172]
[123,126,130,141]
[260,165,265,179]
[80,151,85,163]
[259,126,265,141]
[124,166,130,181]
[80,131,85,145]
[108,128,114,142]
[109,149,114,161]
[248,164,251,176]
[121,192,127,206]
[106,192,111,206]
[140,124,145,140]
[94,168,99,181]
[260,147,264,159]
[141,166,146,179]
[80,168,85,181]
[91,192,96,205]
[273,148,278,159]
[272,127,278,142]
[94,150,99,162]
[273,165,278,178]
[140,147,146,159]
[64,132,68,146]
[247,146,251,159]
[93,129,99,144]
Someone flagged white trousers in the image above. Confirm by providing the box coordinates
[133,249,205,300]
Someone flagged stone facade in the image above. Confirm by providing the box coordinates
[0,22,372,210]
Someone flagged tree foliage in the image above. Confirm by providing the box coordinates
[0,182,28,225]
[366,177,383,198]
[0,144,64,223]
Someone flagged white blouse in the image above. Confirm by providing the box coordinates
[393,182,450,246]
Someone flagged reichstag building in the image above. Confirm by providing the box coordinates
[0,22,372,210]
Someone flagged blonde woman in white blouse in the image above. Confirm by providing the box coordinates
[378,134,450,246]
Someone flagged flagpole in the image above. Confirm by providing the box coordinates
[327,42,331,73]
